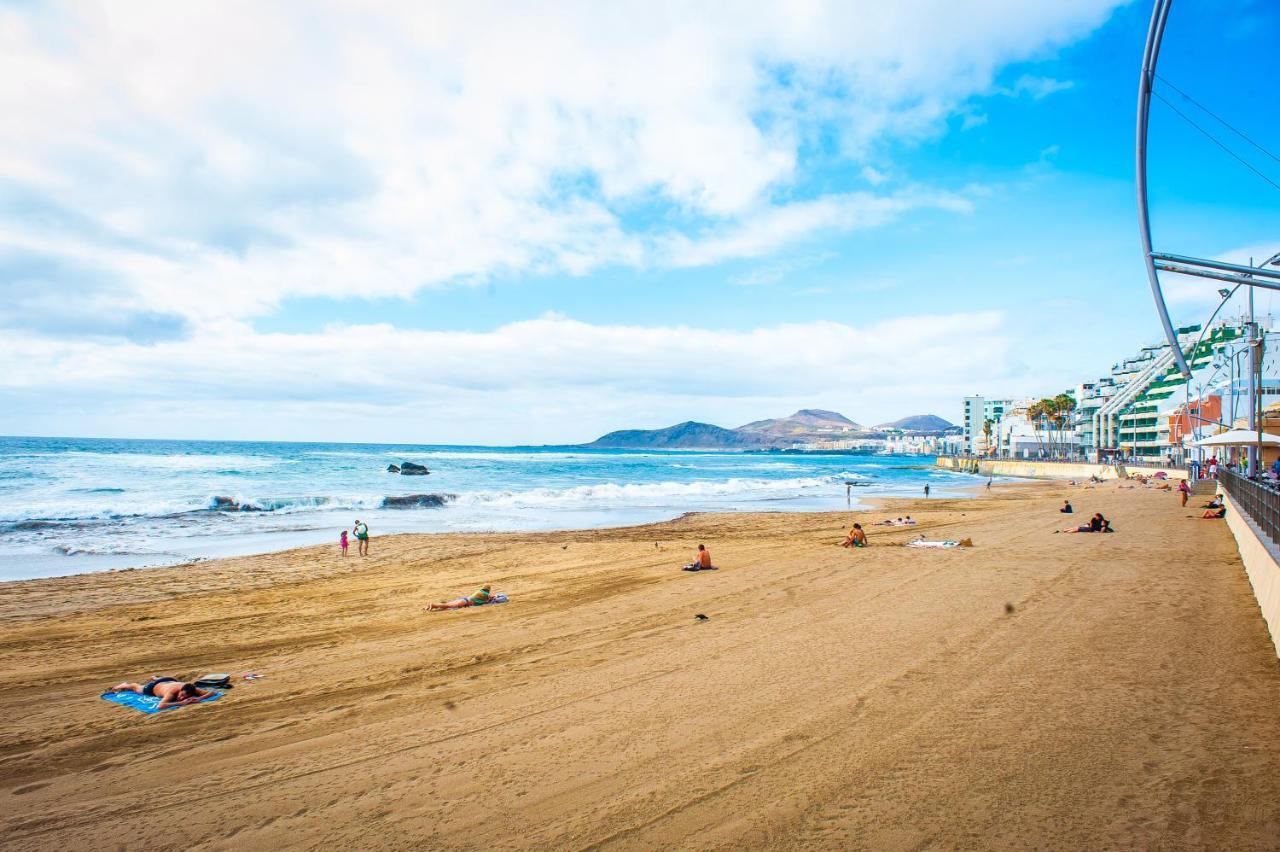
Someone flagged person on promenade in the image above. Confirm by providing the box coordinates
[1060,500,1073,514]
[841,524,867,548]
[108,677,214,709]
[427,585,493,610]
[353,519,370,556]
[1177,478,1191,507]
[340,529,349,557]
[1208,456,1219,478]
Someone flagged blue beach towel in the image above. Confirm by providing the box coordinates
[100,689,221,715]
[473,594,509,606]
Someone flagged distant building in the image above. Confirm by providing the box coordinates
[962,396,1013,454]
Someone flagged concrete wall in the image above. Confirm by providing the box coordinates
[1221,491,1280,657]
[935,456,1187,482]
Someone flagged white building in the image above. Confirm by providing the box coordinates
[962,396,1013,454]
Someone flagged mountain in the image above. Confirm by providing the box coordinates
[873,414,956,433]
[584,409,865,449]
[583,421,765,449]
[736,409,863,437]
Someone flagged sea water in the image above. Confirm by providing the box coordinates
[0,436,978,581]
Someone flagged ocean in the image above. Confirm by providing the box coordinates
[0,436,979,582]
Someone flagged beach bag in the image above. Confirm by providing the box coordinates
[194,673,231,689]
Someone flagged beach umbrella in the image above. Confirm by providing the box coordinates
[1192,429,1280,448]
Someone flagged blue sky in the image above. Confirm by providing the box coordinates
[2,0,1278,443]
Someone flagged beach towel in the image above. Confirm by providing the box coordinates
[906,540,961,549]
[100,689,220,715]
[472,594,509,606]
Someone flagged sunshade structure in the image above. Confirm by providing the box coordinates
[1193,429,1280,448]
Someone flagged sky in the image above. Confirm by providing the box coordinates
[2,0,1278,444]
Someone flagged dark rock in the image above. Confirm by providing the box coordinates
[387,464,401,473]
[381,493,454,509]
[210,496,260,512]
[399,461,430,475]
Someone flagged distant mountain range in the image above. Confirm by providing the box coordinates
[583,410,955,449]
[873,414,956,433]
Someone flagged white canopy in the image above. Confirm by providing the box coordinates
[1193,429,1280,448]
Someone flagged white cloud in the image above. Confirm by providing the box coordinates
[0,312,1014,442]
[0,0,1123,328]
[1008,74,1075,100]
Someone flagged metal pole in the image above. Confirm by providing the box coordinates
[1249,285,1257,475]
[1136,0,1190,377]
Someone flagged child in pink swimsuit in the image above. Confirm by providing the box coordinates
[339,529,349,557]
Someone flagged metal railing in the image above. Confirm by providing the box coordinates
[1219,468,1280,549]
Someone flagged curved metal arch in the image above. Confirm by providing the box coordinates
[1136,0,1189,376]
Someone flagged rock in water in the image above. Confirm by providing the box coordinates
[387,464,401,473]
[381,493,453,509]
[399,461,430,475]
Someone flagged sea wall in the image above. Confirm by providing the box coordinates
[935,456,1188,481]
[1221,491,1280,657]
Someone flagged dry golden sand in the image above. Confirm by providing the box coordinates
[3,481,1280,850]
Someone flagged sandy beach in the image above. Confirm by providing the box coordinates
[3,480,1279,850]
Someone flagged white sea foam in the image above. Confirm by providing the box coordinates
[452,474,853,509]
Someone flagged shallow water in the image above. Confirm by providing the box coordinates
[0,436,975,581]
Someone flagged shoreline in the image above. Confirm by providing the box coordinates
[3,479,992,585]
[6,479,1277,848]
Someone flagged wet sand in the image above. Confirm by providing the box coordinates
[2,481,1279,850]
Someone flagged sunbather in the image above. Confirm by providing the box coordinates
[683,544,715,570]
[108,677,213,709]
[427,585,493,610]
[1059,513,1111,533]
[841,524,867,548]
[1201,507,1227,519]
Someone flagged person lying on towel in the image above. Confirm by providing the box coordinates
[427,585,494,611]
[108,677,214,709]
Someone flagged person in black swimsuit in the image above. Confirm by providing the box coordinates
[109,676,212,708]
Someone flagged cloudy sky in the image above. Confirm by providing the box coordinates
[3,0,1278,443]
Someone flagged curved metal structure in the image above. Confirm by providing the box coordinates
[1136,0,1185,375]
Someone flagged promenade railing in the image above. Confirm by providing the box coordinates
[1218,469,1280,549]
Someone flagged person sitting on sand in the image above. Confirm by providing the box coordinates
[1060,500,1073,514]
[688,544,715,570]
[841,524,867,548]
[1201,497,1223,510]
[1201,506,1227,519]
[1059,513,1107,533]
[427,585,493,611]
[108,677,213,709]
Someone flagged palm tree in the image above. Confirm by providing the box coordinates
[1051,393,1076,458]
[982,418,994,457]
[1027,400,1047,457]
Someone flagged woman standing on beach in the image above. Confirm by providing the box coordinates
[353,519,369,556]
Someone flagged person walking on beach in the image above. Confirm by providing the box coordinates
[924,483,930,499]
[340,529,349,557]
[353,519,369,556]
[1177,478,1191,508]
